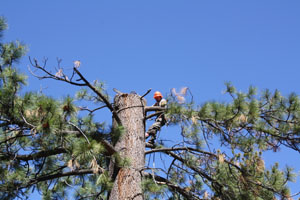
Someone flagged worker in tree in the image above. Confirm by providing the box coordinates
[145,91,167,144]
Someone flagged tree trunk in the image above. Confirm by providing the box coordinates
[109,93,146,200]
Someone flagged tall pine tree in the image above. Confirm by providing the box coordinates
[0,18,299,200]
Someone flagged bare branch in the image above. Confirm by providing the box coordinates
[140,88,152,99]
[145,106,166,113]
[73,67,121,125]
[25,168,95,187]
[162,149,221,187]
[20,113,36,128]
[73,68,113,111]
[113,88,123,95]
[78,105,107,113]
[28,57,86,86]
[145,111,164,120]
[0,148,67,161]
[0,133,34,145]
[68,122,91,144]
[143,172,202,200]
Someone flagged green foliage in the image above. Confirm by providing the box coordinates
[1,41,26,66]
[0,17,8,37]
[96,171,113,190]
[1,17,299,200]
[62,95,78,119]
[111,124,124,145]
[75,80,109,104]
[142,178,167,200]
[0,18,26,69]
[112,152,131,168]
[161,83,300,199]
[0,19,111,200]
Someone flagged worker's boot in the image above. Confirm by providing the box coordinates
[148,138,155,144]
[148,133,157,144]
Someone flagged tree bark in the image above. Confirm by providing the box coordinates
[109,93,146,200]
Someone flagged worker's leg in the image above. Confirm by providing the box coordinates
[145,121,161,139]
[146,117,165,143]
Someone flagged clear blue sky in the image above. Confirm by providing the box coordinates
[1,1,300,198]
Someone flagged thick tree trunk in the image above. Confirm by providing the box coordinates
[109,93,146,200]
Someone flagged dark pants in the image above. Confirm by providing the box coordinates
[146,115,165,143]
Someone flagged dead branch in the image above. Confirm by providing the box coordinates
[28,57,86,86]
[73,68,113,111]
[73,67,121,125]
[145,106,166,113]
[78,105,107,113]
[113,88,123,95]
[140,88,152,99]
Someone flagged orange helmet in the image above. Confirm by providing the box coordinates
[153,91,163,100]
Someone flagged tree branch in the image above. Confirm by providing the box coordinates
[0,148,67,161]
[28,57,86,86]
[145,111,164,120]
[143,172,202,200]
[146,146,286,198]
[145,106,166,113]
[161,149,222,188]
[140,88,152,99]
[73,67,121,125]
[26,168,94,187]
[73,68,113,112]
[78,105,107,113]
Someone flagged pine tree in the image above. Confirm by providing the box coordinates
[1,18,299,200]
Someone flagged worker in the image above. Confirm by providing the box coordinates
[145,91,167,144]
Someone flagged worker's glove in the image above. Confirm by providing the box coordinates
[160,99,167,107]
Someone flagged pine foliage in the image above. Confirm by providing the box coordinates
[0,18,299,200]
[0,18,111,200]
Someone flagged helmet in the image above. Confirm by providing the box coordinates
[153,91,163,100]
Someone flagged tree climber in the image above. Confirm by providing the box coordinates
[145,91,167,144]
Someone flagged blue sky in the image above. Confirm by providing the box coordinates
[1,0,300,198]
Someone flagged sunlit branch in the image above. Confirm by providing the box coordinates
[145,106,166,113]
[28,57,86,86]
[78,105,107,113]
